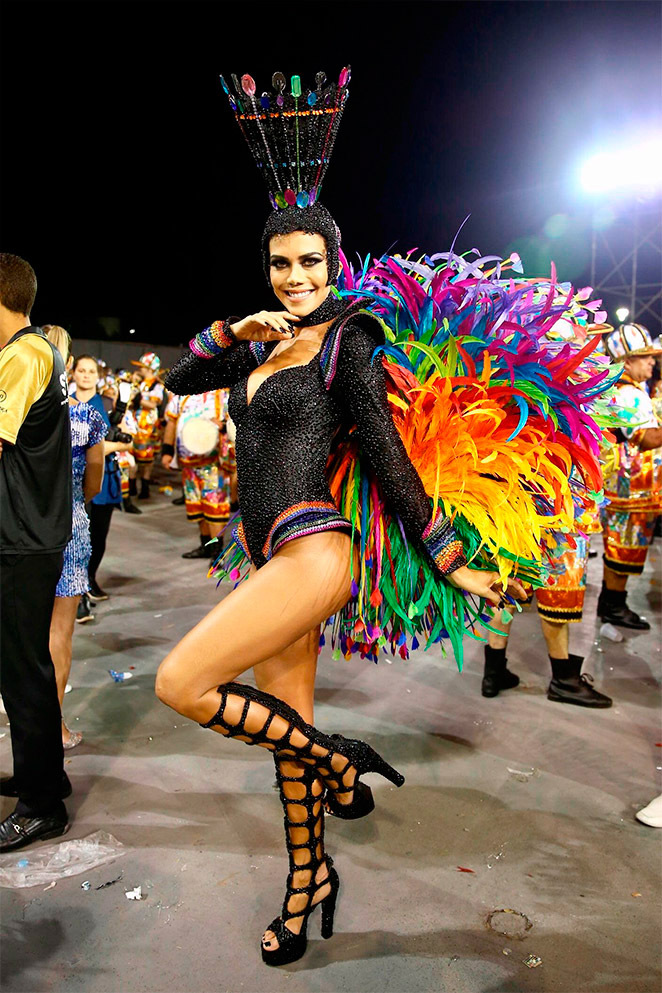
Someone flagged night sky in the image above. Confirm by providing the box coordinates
[2,1,660,345]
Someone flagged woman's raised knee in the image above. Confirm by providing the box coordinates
[155,655,196,714]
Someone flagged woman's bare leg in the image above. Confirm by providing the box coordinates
[253,628,329,950]
[156,536,357,953]
[155,531,355,723]
[49,595,81,746]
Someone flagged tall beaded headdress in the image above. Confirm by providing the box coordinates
[219,67,351,211]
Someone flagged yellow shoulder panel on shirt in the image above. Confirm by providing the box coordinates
[0,335,55,444]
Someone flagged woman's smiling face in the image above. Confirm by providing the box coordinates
[269,231,330,317]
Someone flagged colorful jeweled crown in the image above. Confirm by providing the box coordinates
[219,67,351,210]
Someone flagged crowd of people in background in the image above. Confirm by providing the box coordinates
[0,251,660,856]
[62,349,238,623]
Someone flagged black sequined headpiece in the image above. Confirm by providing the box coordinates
[219,68,351,285]
[261,203,341,284]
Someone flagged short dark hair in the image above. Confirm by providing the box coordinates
[73,354,100,372]
[0,253,37,316]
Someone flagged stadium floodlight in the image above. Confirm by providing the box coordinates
[615,307,630,323]
[580,137,662,196]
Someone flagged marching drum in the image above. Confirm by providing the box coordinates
[179,414,220,457]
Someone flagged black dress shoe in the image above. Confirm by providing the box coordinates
[171,494,186,506]
[481,646,520,698]
[122,498,142,515]
[482,667,520,697]
[87,579,109,601]
[597,584,650,630]
[548,673,613,708]
[76,594,95,624]
[181,543,212,559]
[601,603,650,630]
[0,811,69,852]
[0,772,72,799]
[547,655,612,708]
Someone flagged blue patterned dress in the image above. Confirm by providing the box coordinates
[55,401,108,597]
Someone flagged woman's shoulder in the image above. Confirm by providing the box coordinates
[321,304,385,387]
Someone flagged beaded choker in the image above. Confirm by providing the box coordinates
[293,292,347,329]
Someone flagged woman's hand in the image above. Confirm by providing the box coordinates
[446,564,527,606]
[230,312,300,342]
[161,454,174,470]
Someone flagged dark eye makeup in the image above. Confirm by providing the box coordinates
[270,254,326,268]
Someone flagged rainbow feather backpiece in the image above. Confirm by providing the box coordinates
[321,247,617,666]
[211,246,618,669]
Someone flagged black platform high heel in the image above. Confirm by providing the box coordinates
[262,762,339,967]
[322,734,404,819]
[201,682,405,821]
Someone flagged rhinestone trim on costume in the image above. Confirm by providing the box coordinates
[189,320,235,359]
[262,501,351,560]
[422,510,467,575]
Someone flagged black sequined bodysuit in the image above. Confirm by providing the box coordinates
[166,310,453,570]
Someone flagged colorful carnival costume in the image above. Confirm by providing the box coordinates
[56,401,108,598]
[157,66,624,969]
[600,335,662,576]
[167,67,616,670]
[165,390,234,541]
[596,324,662,629]
[130,353,165,486]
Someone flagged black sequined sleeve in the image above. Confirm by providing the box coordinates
[165,339,259,395]
[331,321,467,575]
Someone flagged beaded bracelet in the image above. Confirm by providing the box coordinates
[189,319,236,359]
[422,510,467,575]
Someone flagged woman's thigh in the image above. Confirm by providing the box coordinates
[156,530,353,709]
[253,626,320,724]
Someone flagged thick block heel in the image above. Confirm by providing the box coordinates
[320,868,339,939]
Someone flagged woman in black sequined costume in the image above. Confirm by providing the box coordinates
[156,210,524,967]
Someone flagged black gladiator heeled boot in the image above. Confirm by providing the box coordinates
[201,682,404,818]
[481,646,520,698]
[261,761,339,967]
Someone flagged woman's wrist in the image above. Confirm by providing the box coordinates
[422,510,467,575]
[189,319,237,359]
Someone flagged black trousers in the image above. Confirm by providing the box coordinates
[87,502,115,582]
[0,551,66,816]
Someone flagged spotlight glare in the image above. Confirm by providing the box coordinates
[580,137,662,196]
[615,307,630,323]
[129,328,136,334]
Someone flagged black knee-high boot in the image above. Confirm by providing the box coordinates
[261,761,339,967]
[201,682,404,818]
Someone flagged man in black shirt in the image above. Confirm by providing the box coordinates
[0,253,72,850]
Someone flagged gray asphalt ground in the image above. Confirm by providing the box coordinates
[1,483,660,993]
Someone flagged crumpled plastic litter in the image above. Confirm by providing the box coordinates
[125,885,143,900]
[600,622,624,643]
[108,669,133,683]
[523,954,543,969]
[0,831,125,888]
